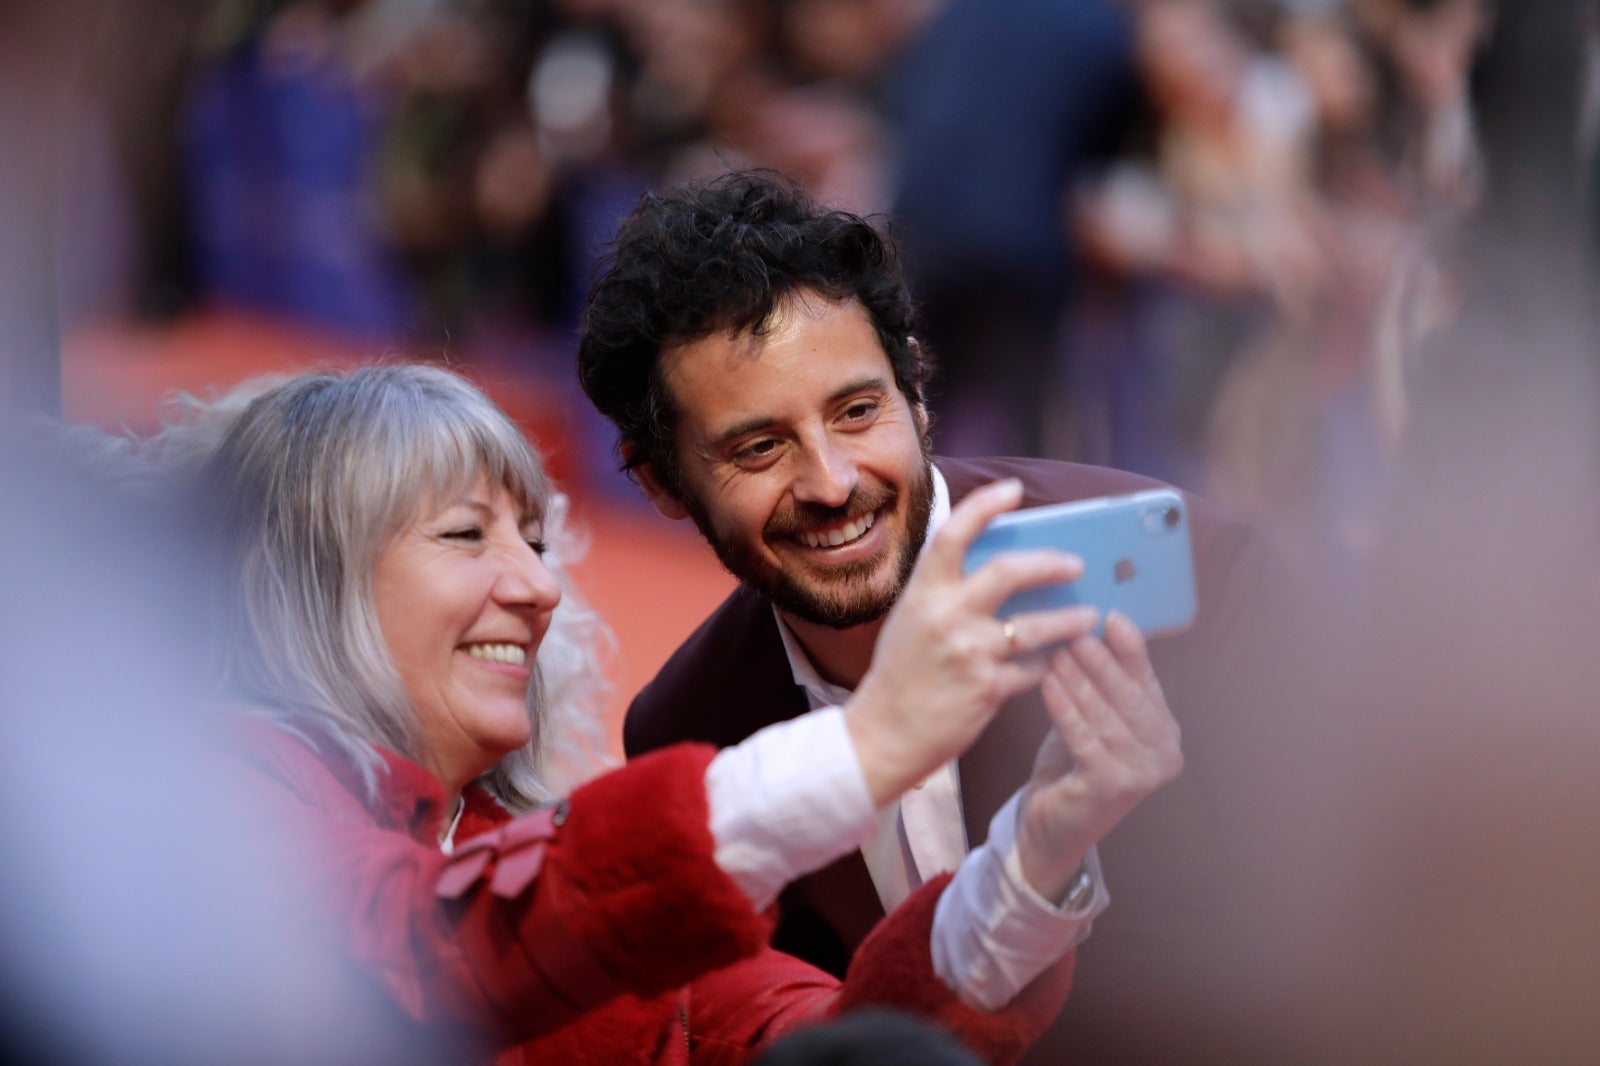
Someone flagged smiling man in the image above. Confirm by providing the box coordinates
[578,170,1292,1063]
[644,289,939,685]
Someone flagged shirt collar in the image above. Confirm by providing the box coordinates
[775,463,952,704]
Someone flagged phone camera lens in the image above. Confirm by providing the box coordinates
[1163,506,1181,529]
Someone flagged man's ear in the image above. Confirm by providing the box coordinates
[906,337,933,436]
[628,452,691,521]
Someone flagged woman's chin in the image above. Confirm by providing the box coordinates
[480,715,535,762]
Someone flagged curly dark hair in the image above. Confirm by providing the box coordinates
[576,169,931,495]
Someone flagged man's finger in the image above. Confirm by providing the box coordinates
[994,657,1052,703]
[1070,631,1149,722]
[1050,646,1119,737]
[1101,612,1178,746]
[1002,604,1100,657]
[963,549,1084,615]
[923,478,1025,574]
[1040,664,1103,760]
[1104,610,1160,689]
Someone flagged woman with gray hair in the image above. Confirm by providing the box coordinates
[192,363,1127,1064]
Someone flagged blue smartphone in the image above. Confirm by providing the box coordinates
[963,488,1198,638]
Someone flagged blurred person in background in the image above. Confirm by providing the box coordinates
[1073,0,1350,495]
[2,5,401,1056]
[1208,3,1600,1063]
[0,0,90,414]
[0,418,396,1063]
[579,169,1298,1065]
[1071,0,1488,558]
[1351,0,1488,210]
[886,0,1143,460]
[176,362,1186,1063]
[0,419,410,1064]
[177,0,422,340]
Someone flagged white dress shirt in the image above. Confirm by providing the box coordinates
[732,464,1111,1009]
[442,703,1103,1009]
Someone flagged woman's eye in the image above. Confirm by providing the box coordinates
[525,538,548,557]
[443,527,484,542]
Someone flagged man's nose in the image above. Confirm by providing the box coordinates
[792,437,858,509]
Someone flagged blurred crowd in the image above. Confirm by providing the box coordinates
[10,2,1600,1063]
[79,0,1598,541]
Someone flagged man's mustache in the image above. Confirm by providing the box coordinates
[764,484,897,539]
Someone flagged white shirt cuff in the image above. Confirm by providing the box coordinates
[930,791,1110,1010]
[704,707,878,911]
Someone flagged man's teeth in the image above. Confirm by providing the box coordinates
[799,511,876,549]
[465,643,526,666]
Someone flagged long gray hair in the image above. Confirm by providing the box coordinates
[189,364,609,811]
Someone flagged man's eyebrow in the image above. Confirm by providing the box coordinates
[827,375,890,405]
[709,376,890,448]
[711,415,777,449]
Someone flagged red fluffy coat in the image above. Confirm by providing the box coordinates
[225,718,1073,1064]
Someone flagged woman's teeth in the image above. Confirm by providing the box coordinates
[799,511,876,549]
[465,643,526,666]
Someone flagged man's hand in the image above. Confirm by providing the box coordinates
[846,479,1101,808]
[1016,610,1184,901]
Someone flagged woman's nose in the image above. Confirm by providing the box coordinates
[495,542,562,612]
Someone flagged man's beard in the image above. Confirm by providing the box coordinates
[682,454,936,630]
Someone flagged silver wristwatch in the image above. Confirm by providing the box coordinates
[1059,857,1096,914]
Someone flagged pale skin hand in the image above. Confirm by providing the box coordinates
[1015,610,1185,901]
[845,479,1102,808]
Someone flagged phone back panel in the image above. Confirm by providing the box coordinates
[962,488,1198,637]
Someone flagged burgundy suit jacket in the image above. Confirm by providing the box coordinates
[625,456,1296,1063]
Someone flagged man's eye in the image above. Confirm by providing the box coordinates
[734,439,780,464]
[841,401,878,423]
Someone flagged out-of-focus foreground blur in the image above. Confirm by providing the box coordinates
[3,0,1599,1062]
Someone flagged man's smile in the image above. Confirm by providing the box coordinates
[796,509,878,550]
[773,497,896,570]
